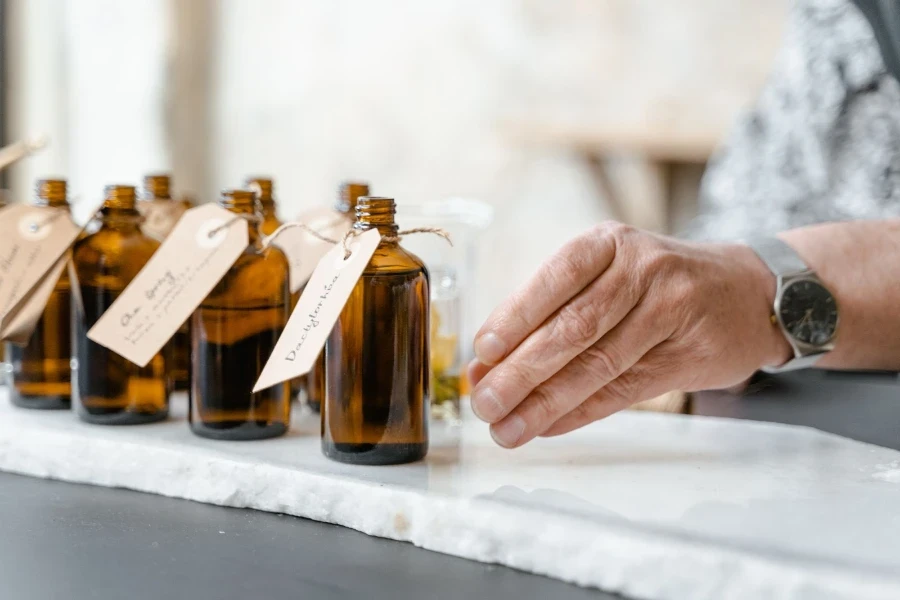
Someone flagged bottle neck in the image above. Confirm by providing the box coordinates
[246,178,276,221]
[100,186,142,232]
[354,197,398,242]
[33,179,69,209]
[218,190,262,244]
[143,175,172,201]
[337,182,370,216]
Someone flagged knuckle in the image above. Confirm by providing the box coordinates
[581,342,621,380]
[527,385,560,423]
[555,300,601,347]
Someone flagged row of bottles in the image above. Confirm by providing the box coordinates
[1,177,430,465]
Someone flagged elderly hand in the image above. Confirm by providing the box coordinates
[469,222,792,448]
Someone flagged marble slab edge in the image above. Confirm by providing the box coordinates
[0,412,897,600]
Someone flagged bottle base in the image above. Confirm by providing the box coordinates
[322,442,427,465]
[11,393,71,410]
[77,408,169,426]
[190,421,288,441]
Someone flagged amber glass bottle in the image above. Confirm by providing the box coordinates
[140,173,191,392]
[246,176,306,401]
[7,179,72,409]
[72,185,171,424]
[190,189,291,440]
[322,196,430,465]
[307,181,369,413]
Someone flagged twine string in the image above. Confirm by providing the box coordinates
[340,226,452,259]
[206,213,452,259]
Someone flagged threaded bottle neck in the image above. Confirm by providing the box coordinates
[34,178,68,208]
[218,189,262,244]
[103,185,138,211]
[143,174,172,200]
[355,196,398,238]
[245,177,277,221]
[336,182,370,215]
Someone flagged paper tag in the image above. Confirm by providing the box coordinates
[0,204,82,337]
[138,200,189,241]
[0,254,69,344]
[253,228,381,392]
[273,207,351,293]
[87,203,249,367]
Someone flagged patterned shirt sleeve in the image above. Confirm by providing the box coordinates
[687,0,900,242]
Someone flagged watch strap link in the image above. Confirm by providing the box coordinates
[749,236,809,278]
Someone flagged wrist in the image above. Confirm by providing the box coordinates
[734,243,794,369]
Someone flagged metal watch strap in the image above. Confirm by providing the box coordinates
[749,236,809,278]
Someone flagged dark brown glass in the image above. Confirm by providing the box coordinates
[72,185,171,424]
[307,181,369,413]
[7,179,72,409]
[246,176,306,401]
[190,189,291,440]
[139,173,191,392]
[322,196,430,465]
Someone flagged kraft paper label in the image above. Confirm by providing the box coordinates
[0,254,68,344]
[0,204,82,341]
[253,228,381,392]
[87,204,249,367]
[273,207,352,293]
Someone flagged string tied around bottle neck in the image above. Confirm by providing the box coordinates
[339,227,452,259]
[209,213,453,257]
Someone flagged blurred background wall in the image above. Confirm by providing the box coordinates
[3,0,787,325]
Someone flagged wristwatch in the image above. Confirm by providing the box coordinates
[748,237,839,372]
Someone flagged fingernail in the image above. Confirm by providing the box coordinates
[474,332,506,365]
[471,386,504,423]
[490,415,525,448]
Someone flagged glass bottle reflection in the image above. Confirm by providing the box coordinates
[322,196,430,465]
[307,181,369,413]
[7,179,72,409]
[189,189,291,440]
[245,176,306,402]
[139,173,191,392]
[72,185,171,424]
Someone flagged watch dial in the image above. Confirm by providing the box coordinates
[779,279,838,345]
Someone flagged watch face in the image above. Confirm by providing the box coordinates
[779,279,838,346]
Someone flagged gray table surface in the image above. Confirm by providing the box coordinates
[0,370,897,600]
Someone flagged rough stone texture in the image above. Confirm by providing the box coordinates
[1,389,900,599]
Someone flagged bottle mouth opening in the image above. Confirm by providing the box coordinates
[355,196,395,217]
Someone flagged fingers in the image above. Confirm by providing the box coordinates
[487,302,671,448]
[540,347,682,438]
[473,224,618,366]
[470,251,643,425]
[467,359,492,389]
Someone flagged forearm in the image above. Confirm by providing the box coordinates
[778,219,900,370]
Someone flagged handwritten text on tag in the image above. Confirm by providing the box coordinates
[253,228,381,391]
[0,204,81,339]
[87,204,249,367]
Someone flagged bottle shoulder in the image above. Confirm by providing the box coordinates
[203,244,290,308]
[365,243,429,277]
[73,227,160,265]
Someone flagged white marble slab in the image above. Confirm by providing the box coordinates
[1,388,899,599]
